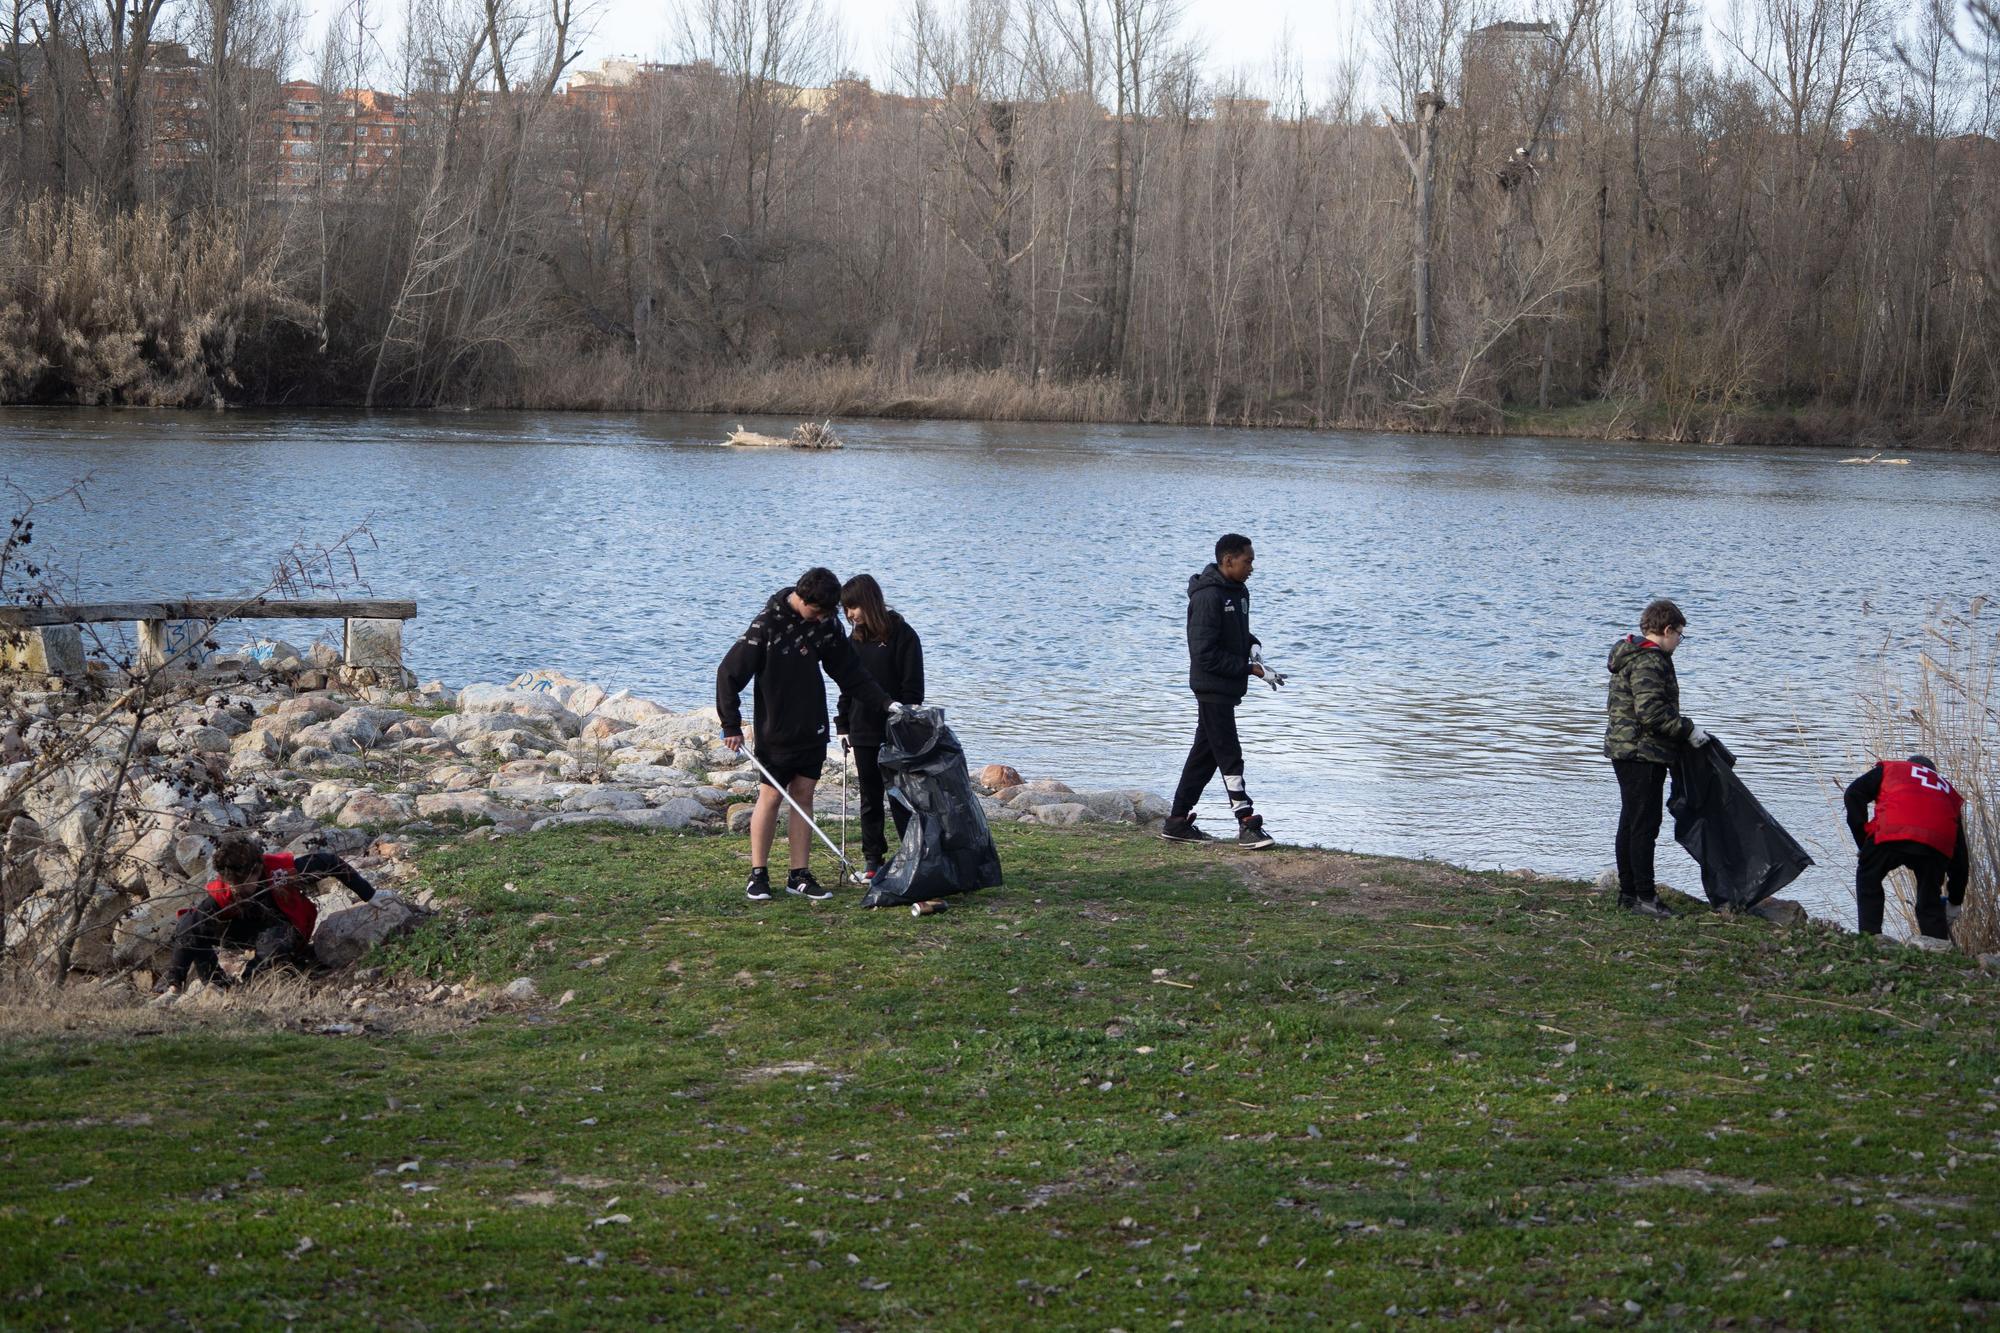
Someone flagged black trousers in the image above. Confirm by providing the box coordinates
[1856,839,1952,938]
[164,899,305,988]
[1171,695,1253,822]
[1612,758,1667,903]
[850,742,910,863]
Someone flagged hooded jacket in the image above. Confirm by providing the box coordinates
[1604,635,1694,764]
[717,588,890,752]
[1186,563,1260,700]
[836,615,925,746]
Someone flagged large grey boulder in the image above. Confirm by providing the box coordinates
[275,694,346,722]
[287,827,369,857]
[1076,791,1138,822]
[112,885,209,968]
[336,792,417,828]
[1030,802,1099,826]
[560,787,648,813]
[231,729,280,761]
[1750,898,1809,927]
[159,726,231,756]
[457,727,560,758]
[457,685,583,739]
[416,792,512,823]
[311,896,421,967]
[588,691,673,726]
[528,799,708,833]
[430,712,528,740]
[619,709,724,750]
[291,720,362,754]
[302,781,354,822]
[292,710,385,754]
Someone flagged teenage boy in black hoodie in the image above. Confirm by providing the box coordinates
[718,567,895,901]
[1161,533,1279,848]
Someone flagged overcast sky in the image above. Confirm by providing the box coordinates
[564,0,1373,85]
[312,0,1379,93]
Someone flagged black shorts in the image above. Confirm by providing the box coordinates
[754,746,825,788]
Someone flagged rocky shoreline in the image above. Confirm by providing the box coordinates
[0,654,1171,992]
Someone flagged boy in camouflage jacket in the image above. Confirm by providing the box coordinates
[1604,599,1710,916]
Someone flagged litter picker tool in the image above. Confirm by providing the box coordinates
[730,739,861,883]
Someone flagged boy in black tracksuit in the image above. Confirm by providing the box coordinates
[834,575,926,880]
[717,566,894,901]
[1161,533,1279,848]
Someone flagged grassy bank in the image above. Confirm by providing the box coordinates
[507,353,2000,453]
[3,824,1997,1328]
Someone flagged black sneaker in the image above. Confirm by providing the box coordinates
[1159,814,1213,843]
[744,869,775,902]
[787,870,834,901]
[1234,815,1275,850]
[1625,896,1673,920]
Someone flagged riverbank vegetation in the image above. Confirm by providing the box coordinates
[1,0,1998,448]
[3,823,1996,1325]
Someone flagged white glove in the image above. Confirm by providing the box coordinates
[1946,901,1963,926]
[1249,647,1285,690]
[887,702,910,718]
[1688,725,1711,747]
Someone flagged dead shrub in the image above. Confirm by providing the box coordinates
[1862,600,1999,953]
[0,196,298,405]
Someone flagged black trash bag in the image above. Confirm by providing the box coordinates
[860,706,1003,908]
[1668,736,1813,908]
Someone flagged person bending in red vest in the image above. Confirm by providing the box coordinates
[161,832,383,990]
[1844,754,1970,946]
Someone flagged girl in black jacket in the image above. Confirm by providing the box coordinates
[835,574,926,880]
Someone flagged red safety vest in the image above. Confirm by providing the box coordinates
[1867,761,1963,858]
[201,851,319,939]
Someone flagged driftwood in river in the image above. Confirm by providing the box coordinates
[722,421,844,450]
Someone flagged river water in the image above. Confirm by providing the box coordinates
[5,408,1996,926]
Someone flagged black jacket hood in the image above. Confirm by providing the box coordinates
[1188,563,1247,600]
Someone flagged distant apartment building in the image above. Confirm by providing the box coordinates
[141,43,207,171]
[560,57,721,128]
[272,79,410,191]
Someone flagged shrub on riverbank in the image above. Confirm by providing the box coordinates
[515,350,1134,423]
[3,823,1995,1326]
[0,199,294,407]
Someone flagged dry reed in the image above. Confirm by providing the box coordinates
[1860,599,1999,954]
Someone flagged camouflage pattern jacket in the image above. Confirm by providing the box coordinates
[1603,635,1694,764]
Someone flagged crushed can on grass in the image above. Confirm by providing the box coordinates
[860,706,1002,909]
[1669,736,1813,909]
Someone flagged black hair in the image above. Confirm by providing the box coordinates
[1215,533,1252,562]
[1640,598,1687,635]
[213,831,266,887]
[794,567,840,611]
[1909,754,1938,770]
[840,573,901,644]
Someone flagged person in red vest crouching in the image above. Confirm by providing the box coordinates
[1844,754,1970,948]
[161,831,385,990]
